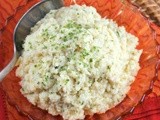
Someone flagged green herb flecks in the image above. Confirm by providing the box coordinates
[42,29,49,38]
[43,45,47,49]
[80,101,84,105]
[107,66,111,71]
[50,35,56,39]
[44,75,49,82]
[62,36,68,42]
[28,42,33,49]
[90,46,100,53]
[81,49,89,58]
[77,81,80,85]
[65,20,82,29]
[64,79,69,85]
[116,31,120,37]
[89,58,93,63]
[34,64,37,67]
[61,20,87,42]
[83,62,88,67]
[42,81,46,86]
[61,45,67,49]
[60,66,66,71]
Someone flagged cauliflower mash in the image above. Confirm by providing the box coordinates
[16,5,142,120]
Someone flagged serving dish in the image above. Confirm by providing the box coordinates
[0,0,160,120]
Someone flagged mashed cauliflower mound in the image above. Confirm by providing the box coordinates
[16,5,142,120]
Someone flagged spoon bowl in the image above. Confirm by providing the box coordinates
[0,0,63,81]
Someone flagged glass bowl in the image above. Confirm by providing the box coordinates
[0,0,160,120]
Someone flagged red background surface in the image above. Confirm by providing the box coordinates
[0,0,160,120]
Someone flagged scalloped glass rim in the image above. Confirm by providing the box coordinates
[0,0,159,120]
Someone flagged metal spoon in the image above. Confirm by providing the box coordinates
[0,0,63,81]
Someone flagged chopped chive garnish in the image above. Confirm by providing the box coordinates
[64,79,69,85]
[89,58,93,62]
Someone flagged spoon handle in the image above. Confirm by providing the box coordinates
[0,47,18,81]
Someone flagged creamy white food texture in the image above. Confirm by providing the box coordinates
[16,4,142,120]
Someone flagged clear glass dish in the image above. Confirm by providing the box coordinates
[0,0,160,120]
